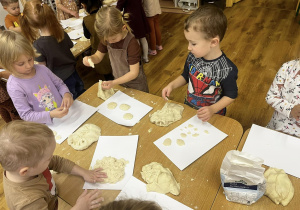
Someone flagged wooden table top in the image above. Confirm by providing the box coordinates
[211,128,300,209]
[53,83,243,209]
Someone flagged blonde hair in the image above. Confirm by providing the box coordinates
[95,6,131,44]
[19,0,64,43]
[0,120,55,171]
[100,199,162,210]
[0,30,38,72]
[184,5,227,42]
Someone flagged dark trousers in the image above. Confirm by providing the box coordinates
[64,71,85,99]
[0,99,21,123]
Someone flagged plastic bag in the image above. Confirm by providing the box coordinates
[220,150,266,205]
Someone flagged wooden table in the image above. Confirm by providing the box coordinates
[211,129,300,209]
[53,83,243,209]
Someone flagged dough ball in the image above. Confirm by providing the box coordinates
[67,124,101,150]
[141,162,180,195]
[180,133,187,138]
[119,104,131,111]
[107,102,117,110]
[176,139,185,146]
[150,103,184,127]
[163,138,172,146]
[123,113,133,120]
[264,167,294,206]
[92,156,129,184]
[97,80,115,100]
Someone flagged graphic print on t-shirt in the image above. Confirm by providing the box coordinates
[42,168,56,195]
[33,85,58,111]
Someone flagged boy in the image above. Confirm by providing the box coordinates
[0,0,22,33]
[0,120,107,209]
[162,5,238,122]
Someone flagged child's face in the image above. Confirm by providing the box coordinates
[4,2,20,16]
[12,54,35,78]
[106,33,124,44]
[184,28,213,59]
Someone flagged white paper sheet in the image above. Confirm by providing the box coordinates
[116,176,193,210]
[97,91,153,126]
[67,28,84,40]
[242,124,300,178]
[83,135,139,190]
[154,115,228,170]
[48,100,97,144]
[60,19,82,28]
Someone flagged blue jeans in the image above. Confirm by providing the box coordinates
[64,71,85,99]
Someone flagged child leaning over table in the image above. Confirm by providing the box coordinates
[266,59,300,137]
[0,0,22,33]
[0,120,107,210]
[162,5,238,122]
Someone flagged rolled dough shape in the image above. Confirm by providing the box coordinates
[176,139,185,146]
[180,133,187,138]
[123,113,133,120]
[264,167,294,206]
[107,102,117,110]
[92,156,129,184]
[141,162,180,195]
[119,104,131,111]
[150,103,184,126]
[67,124,101,150]
[88,58,94,68]
[97,80,115,100]
[163,138,172,146]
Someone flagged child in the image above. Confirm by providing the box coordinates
[55,0,79,20]
[117,0,150,63]
[0,120,107,209]
[83,6,149,93]
[0,0,22,33]
[0,30,73,124]
[142,0,163,55]
[81,0,113,81]
[266,59,300,137]
[100,199,162,210]
[20,0,85,99]
[162,5,238,122]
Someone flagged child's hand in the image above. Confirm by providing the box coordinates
[291,104,300,121]
[50,107,69,118]
[71,10,79,18]
[61,93,74,109]
[83,168,108,183]
[162,86,172,101]
[197,106,214,122]
[72,189,104,210]
[83,56,91,67]
[102,80,114,90]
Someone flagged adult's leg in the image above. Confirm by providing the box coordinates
[147,16,156,51]
[154,14,162,48]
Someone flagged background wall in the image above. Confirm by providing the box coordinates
[0,3,24,28]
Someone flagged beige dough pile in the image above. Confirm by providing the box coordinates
[264,167,294,206]
[150,103,184,126]
[67,124,101,150]
[92,156,129,184]
[97,80,115,100]
[141,162,180,195]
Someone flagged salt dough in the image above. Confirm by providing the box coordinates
[180,133,187,138]
[97,80,115,100]
[107,102,117,110]
[52,130,61,141]
[192,133,199,137]
[87,58,94,68]
[264,167,294,206]
[163,138,172,146]
[204,130,209,134]
[141,162,180,195]
[92,156,129,184]
[123,113,133,120]
[67,124,101,150]
[150,103,184,126]
[176,139,185,146]
[188,124,193,128]
[119,104,131,111]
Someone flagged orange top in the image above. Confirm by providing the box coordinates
[4,14,20,29]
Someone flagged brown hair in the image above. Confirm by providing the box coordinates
[184,5,227,41]
[19,0,64,43]
[100,199,162,210]
[95,6,131,44]
[0,30,38,72]
[0,0,18,6]
[0,120,55,171]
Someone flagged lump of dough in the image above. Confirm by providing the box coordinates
[91,156,129,184]
[180,133,187,138]
[107,102,117,110]
[150,103,184,127]
[123,113,133,120]
[176,139,185,146]
[97,80,115,100]
[67,124,101,150]
[141,162,180,195]
[163,138,172,146]
[264,167,294,206]
[119,104,131,111]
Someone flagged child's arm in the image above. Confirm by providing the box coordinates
[83,50,105,67]
[7,26,22,33]
[162,75,187,100]
[55,0,79,18]
[0,70,11,79]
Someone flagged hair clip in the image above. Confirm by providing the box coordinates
[41,2,44,6]
[20,13,24,16]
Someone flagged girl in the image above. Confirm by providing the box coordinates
[83,7,149,93]
[81,0,113,81]
[142,0,163,55]
[116,0,150,63]
[20,0,85,99]
[0,30,73,124]
[55,0,79,20]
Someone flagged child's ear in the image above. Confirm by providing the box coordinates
[211,37,220,47]
[19,167,29,176]
[122,25,127,31]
